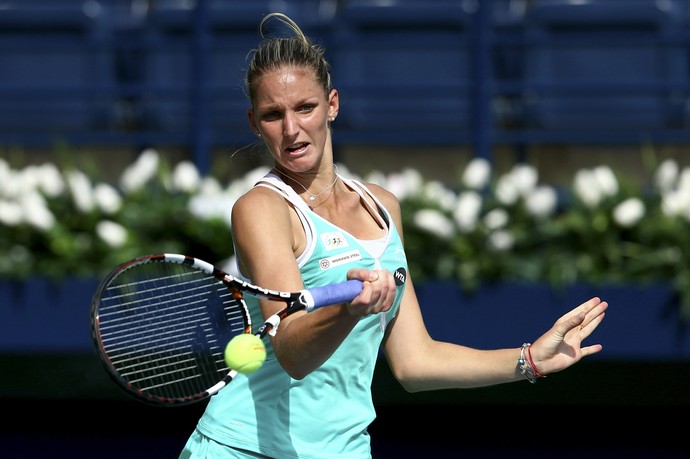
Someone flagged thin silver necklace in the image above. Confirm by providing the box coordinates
[274,164,339,201]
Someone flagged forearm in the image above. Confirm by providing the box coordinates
[391,343,530,392]
[270,303,360,379]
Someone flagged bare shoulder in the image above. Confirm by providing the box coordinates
[360,181,402,215]
[231,185,292,227]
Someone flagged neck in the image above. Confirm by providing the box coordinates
[273,164,339,203]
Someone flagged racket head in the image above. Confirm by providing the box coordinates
[90,253,251,406]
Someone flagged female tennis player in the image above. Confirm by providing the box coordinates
[179,12,607,459]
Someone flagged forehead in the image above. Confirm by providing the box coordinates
[254,65,322,99]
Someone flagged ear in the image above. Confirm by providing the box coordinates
[248,108,260,136]
[327,89,339,122]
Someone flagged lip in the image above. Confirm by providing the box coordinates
[284,142,309,155]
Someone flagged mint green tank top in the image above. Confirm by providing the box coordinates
[193,173,408,458]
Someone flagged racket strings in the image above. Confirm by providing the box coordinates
[96,262,248,401]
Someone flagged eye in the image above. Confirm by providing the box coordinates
[298,104,315,113]
[262,111,281,121]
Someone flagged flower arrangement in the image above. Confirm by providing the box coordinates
[2,149,689,317]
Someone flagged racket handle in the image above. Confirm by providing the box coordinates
[304,279,363,310]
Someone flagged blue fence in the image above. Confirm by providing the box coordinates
[2,0,690,173]
[2,277,689,360]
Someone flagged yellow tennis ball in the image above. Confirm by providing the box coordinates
[224,334,266,374]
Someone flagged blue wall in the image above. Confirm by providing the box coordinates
[2,278,688,360]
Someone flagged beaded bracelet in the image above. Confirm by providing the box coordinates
[526,343,545,379]
[517,343,544,383]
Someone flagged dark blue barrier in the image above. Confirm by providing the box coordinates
[0,277,98,353]
[2,278,688,360]
[415,280,690,361]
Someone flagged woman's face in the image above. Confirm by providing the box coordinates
[248,66,338,172]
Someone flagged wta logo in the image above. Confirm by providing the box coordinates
[394,267,406,286]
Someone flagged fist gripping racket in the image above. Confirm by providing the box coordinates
[90,253,362,407]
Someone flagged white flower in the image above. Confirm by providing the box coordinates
[224,166,270,201]
[525,186,557,218]
[413,209,454,239]
[188,193,234,227]
[494,165,538,206]
[198,176,223,195]
[461,157,491,190]
[385,168,424,201]
[483,208,508,230]
[0,169,20,199]
[573,169,603,208]
[172,160,201,193]
[94,183,123,215]
[654,159,678,193]
[190,178,237,227]
[1,167,40,199]
[96,220,128,248]
[21,192,55,231]
[613,198,645,228]
[17,166,42,194]
[660,189,690,217]
[593,165,618,197]
[495,173,519,205]
[453,191,482,232]
[120,148,160,193]
[230,166,271,194]
[487,229,514,252]
[364,170,387,188]
[510,164,538,196]
[35,163,66,198]
[422,180,456,211]
[678,167,690,195]
[66,169,95,213]
[0,200,23,226]
[245,166,272,186]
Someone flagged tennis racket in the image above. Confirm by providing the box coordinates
[90,253,362,407]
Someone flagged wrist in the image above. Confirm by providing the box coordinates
[517,343,545,383]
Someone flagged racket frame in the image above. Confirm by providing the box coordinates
[91,253,362,406]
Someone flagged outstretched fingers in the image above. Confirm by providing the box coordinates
[576,297,608,335]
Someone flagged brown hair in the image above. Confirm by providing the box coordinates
[245,12,333,106]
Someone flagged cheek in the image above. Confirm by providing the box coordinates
[260,123,282,140]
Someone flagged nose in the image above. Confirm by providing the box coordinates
[282,113,298,136]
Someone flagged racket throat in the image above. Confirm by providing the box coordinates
[257,315,282,337]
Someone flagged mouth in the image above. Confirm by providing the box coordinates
[285,142,309,154]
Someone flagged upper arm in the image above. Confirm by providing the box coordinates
[381,273,435,381]
[231,187,306,304]
[362,183,434,375]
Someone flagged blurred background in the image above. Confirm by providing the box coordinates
[2,0,690,457]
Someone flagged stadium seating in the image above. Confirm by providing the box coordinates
[0,1,118,145]
[514,0,689,143]
[331,0,477,145]
[1,0,690,161]
[135,0,337,166]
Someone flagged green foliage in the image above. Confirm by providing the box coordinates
[2,151,690,318]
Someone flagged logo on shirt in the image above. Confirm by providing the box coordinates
[321,232,348,251]
[394,267,407,286]
[318,249,363,270]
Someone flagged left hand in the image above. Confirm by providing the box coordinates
[528,296,608,376]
